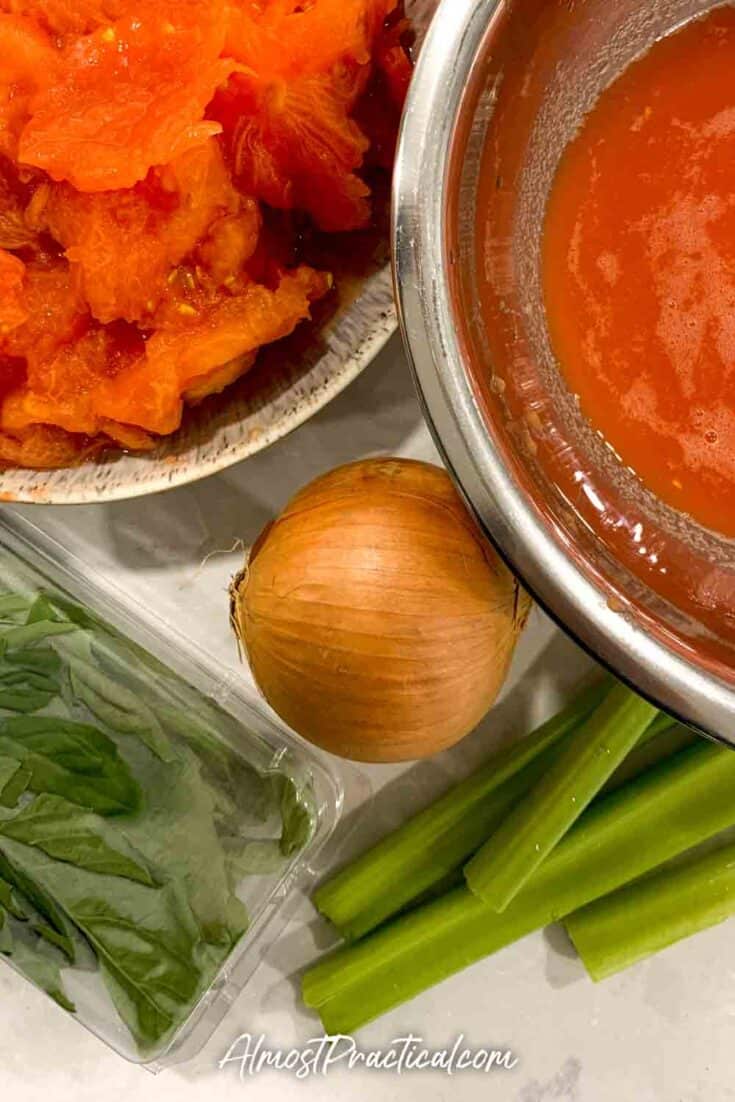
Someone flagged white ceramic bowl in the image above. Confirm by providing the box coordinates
[0,0,439,506]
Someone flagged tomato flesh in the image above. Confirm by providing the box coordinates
[0,0,411,468]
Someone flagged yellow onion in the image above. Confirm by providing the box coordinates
[231,458,531,762]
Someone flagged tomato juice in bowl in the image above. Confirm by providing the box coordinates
[395,0,735,742]
[543,6,735,540]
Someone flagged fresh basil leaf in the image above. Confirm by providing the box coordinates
[0,671,57,691]
[31,917,76,957]
[156,706,273,827]
[0,838,202,1050]
[157,707,234,778]
[0,850,76,961]
[5,647,62,676]
[68,656,176,764]
[0,689,55,713]
[25,596,61,626]
[155,706,316,856]
[0,755,21,796]
[113,740,239,947]
[0,763,31,808]
[1,716,120,765]
[39,592,101,632]
[0,718,141,816]
[0,795,155,887]
[0,906,12,953]
[0,646,61,715]
[0,915,75,1013]
[0,596,31,618]
[2,622,77,649]
[270,773,316,856]
[0,875,28,920]
[0,871,91,969]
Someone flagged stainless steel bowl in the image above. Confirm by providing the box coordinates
[394,0,735,743]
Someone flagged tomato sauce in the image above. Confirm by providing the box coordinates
[543,6,735,538]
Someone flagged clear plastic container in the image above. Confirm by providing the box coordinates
[0,509,348,1071]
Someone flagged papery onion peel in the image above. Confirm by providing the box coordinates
[231,458,531,763]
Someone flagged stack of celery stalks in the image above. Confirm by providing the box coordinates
[302,678,735,1031]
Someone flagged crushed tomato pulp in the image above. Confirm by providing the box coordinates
[543,7,735,538]
[0,0,411,468]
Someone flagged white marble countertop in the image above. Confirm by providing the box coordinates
[3,337,734,1102]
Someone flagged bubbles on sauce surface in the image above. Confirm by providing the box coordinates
[543,5,735,537]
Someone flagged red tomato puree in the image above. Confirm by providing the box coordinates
[543,6,735,537]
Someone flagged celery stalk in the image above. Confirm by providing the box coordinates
[565,838,735,980]
[313,679,609,938]
[316,685,679,941]
[331,759,546,940]
[643,712,677,741]
[337,719,694,939]
[464,684,658,910]
[303,739,735,1031]
[601,722,696,795]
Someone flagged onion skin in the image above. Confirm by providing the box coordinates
[232,458,531,763]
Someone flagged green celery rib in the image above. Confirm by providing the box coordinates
[313,678,609,939]
[348,719,697,935]
[601,722,696,795]
[335,757,556,940]
[643,712,676,740]
[302,739,735,1031]
[565,838,735,980]
[318,689,682,941]
[464,684,658,910]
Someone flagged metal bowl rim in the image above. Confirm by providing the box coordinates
[392,0,735,740]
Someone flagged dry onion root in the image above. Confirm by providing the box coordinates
[231,458,531,762]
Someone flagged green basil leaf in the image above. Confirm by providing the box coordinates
[1,716,119,765]
[68,657,176,764]
[5,647,62,676]
[25,596,61,626]
[0,850,76,961]
[39,592,100,632]
[0,671,57,691]
[0,795,155,886]
[0,764,31,809]
[0,906,13,953]
[2,622,77,649]
[0,718,141,817]
[0,646,61,715]
[0,875,29,920]
[31,918,76,957]
[0,872,91,968]
[0,755,21,795]
[114,742,239,947]
[270,772,316,856]
[0,596,31,618]
[0,689,56,713]
[0,838,202,1050]
[0,916,75,1013]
